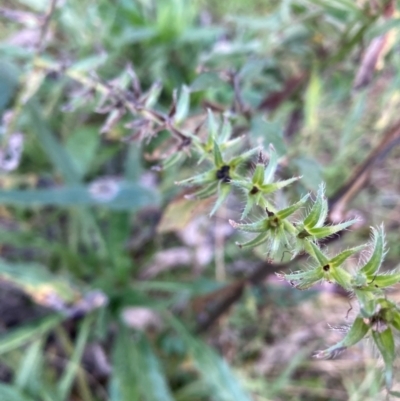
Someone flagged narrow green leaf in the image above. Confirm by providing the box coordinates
[207,109,218,140]
[0,182,159,211]
[240,196,256,220]
[372,273,400,289]
[307,219,358,239]
[58,316,93,401]
[354,289,377,318]
[167,315,252,401]
[186,182,218,200]
[304,241,329,265]
[360,226,385,276]
[330,245,366,268]
[252,164,264,186]
[160,152,183,170]
[391,311,400,332]
[330,267,353,289]
[190,72,224,92]
[15,339,43,392]
[293,157,323,191]
[283,268,324,290]
[230,179,252,191]
[0,315,63,355]
[0,384,36,401]
[219,117,232,143]
[276,194,309,219]
[144,81,163,108]
[125,142,143,181]
[303,183,326,229]
[134,335,174,401]
[0,60,20,112]
[210,183,231,216]
[229,218,268,233]
[65,127,100,179]
[174,85,190,124]
[27,101,80,185]
[213,141,224,167]
[111,328,141,401]
[315,317,369,359]
[372,328,395,390]
[236,232,269,249]
[260,176,301,194]
[263,144,278,183]
[304,69,321,131]
[230,147,259,168]
[176,170,216,186]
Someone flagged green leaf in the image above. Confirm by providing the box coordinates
[111,328,173,401]
[236,232,269,249]
[110,328,141,401]
[0,315,63,355]
[367,18,400,40]
[329,245,365,268]
[307,219,358,239]
[124,142,143,181]
[207,109,218,140]
[252,164,264,186]
[303,183,326,229]
[372,328,395,390]
[14,339,44,393]
[187,182,218,200]
[276,194,309,219]
[391,310,400,332]
[134,335,174,401]
[0,182,159,211]
[230,147,259,168]
[27,101,80,185]
[354,289,377,318]
[251,116,286,156]
[210,183,231,216]
[263,145,279,183]
[58,316,93,401]
[167,315,252,401]
[190,72,225,92]
[0,384,36,401]
[219,117,232,143]
[293,157,323,191]
[176,170,216,186]
[282,268,324,290]
[66,126,100,179]
[330,267,353,289]
[229,218,268,233]
[16,0,48,11]
[0,60,20,112]
[303,240,329,266]
[315,317,369,359]
[70,53,108,72]
[213,141,224,167]
[360,226,385,276]
[260,176,301,194]
[174,85,190,124]
[304,69,321,131]
[372,273,400,289]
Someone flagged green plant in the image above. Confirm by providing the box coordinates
[175,114,400,392]
[2,0,400,400]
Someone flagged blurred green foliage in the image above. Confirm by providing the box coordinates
[0,0,400,400]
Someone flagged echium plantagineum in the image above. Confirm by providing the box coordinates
[175,117,400,392]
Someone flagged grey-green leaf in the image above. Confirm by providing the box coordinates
[0,182,159,211]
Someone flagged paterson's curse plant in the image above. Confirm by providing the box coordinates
[174,108,400,391]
